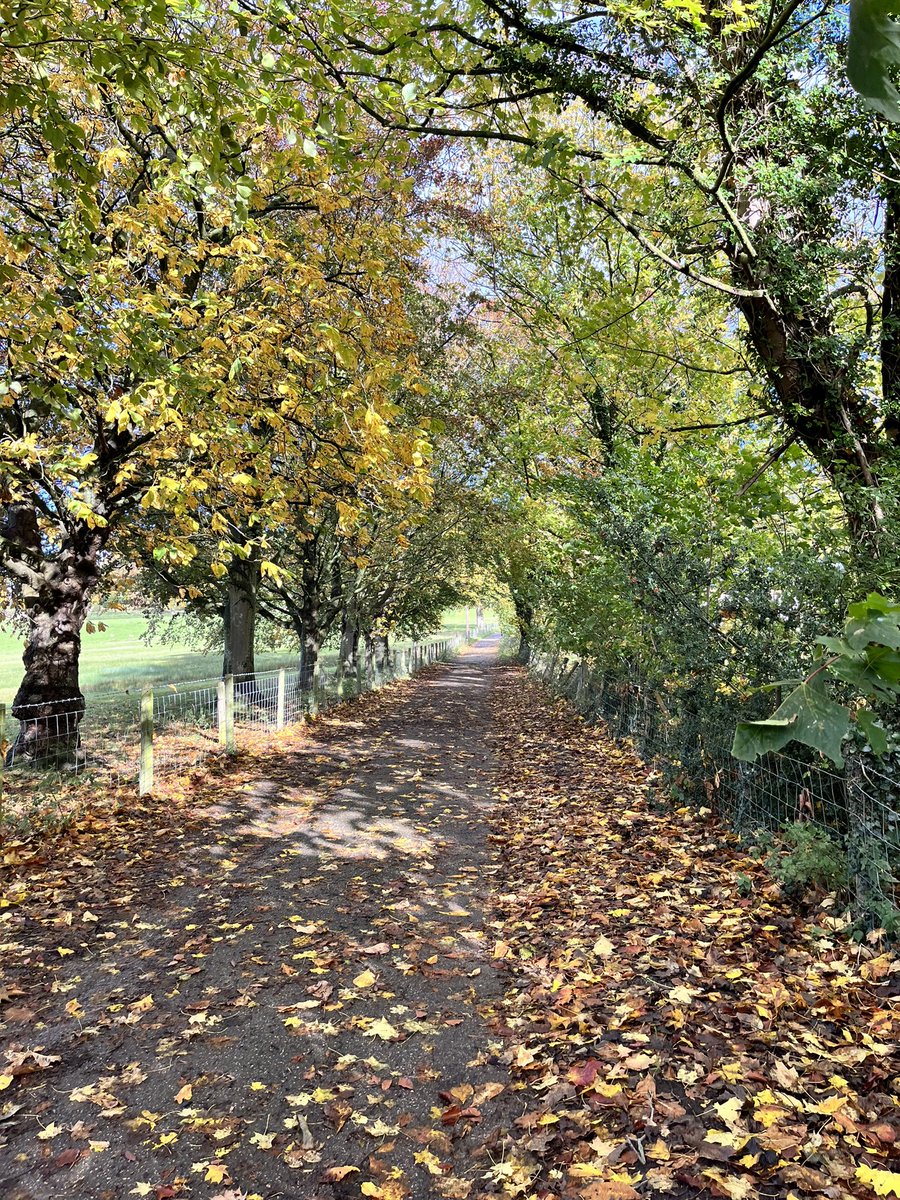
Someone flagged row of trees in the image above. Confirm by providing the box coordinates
[0,7,497,754]
[4,0,900,777]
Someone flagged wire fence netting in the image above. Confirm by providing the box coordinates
[534,653,900,922]
[1,638,459,825]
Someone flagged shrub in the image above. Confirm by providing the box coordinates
[768,822,847,895]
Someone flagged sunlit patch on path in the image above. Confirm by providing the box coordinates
[0,639,517,1200]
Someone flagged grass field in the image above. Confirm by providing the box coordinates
[0,605,495,704]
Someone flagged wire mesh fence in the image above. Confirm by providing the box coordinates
[0,636,461,820]
[534,652,900,922]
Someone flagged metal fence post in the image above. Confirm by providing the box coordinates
[276,668,286,730]
[139,689,154,796]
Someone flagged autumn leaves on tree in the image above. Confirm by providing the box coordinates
[0,6,433,746]
[4,9,900,815]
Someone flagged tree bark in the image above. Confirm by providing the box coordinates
[296,616,321,693]
[363,631,375,676]
[734,285,886,557]
[513,594,535,665]
[5,505,105,762]
[883,178,900,418]
[373,633,390,672]
[338,608,360,676]
[223,557,260,678]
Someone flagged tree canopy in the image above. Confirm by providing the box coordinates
[3,0,900,770]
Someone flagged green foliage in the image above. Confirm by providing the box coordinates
[768,822,848,896]
[733,595,900,766]
[853,898,900,940]
[848,0,900,120]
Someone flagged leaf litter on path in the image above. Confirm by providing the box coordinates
[1,647,897,1200]
[485,665,899,1200]
[0,648,516,1200]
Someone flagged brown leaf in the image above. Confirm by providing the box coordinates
[322,1165,360,1182]
[580,1185,639,1200]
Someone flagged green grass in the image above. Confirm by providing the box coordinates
[0,612,270,703]
[0,606,498,703]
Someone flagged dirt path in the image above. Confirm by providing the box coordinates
[1,640,517,1200]
[4,646,898,1200]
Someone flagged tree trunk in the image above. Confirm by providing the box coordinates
[734,286,887,558]
[6,507,104,763]
[223,558,260,679]
[298,624,321,693]
[373,633,390,672]
[513,595,535,665]
[338,609,360,676]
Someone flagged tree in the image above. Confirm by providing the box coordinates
[294,0,900,563]
[0,5,430,754]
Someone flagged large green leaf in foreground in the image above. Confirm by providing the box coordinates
[848,0,900,120]
[733,682,851,766]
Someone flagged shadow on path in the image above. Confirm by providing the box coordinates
[1,638,518,1200]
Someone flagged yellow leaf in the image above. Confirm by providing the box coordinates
[205,1163,227,1184]
[715,1096,744,1128]
[570,1163,610,1179]
[353,969,377,988]
[250,1081,267,1091]
[366,1017,400,1041]
[592,935,614,957]
[175,1084,192,1104]
[857,1166,900,1197]
[414,1149,444,1176]
[361,1184,384,1197]
[512,1044,537,1068]
[0,1075,13,1090]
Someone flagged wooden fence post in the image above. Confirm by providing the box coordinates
[139,689,154,796]
[226,674,235,748]
[0,701,6,801]
[219,675,235,750]
[276,668,286,730]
